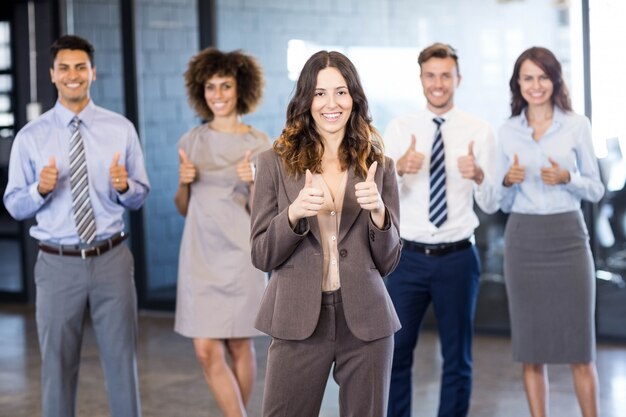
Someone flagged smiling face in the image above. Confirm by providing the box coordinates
[419,56,460,115]
[518,59,554,109]
[204,74,238,119]
[50,49,95,113]
[310,67,353,142]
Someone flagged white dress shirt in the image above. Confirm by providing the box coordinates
[384,107,498,244]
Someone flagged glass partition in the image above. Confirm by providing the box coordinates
[135,0,199,306]
[0,16,25,299]
[216,0,582,332]
[589,0,626,339]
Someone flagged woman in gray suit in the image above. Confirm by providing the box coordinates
[250,50,402,417]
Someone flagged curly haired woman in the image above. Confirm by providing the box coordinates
[174,48,270,417]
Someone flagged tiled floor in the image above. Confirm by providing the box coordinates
[0,304,624,417]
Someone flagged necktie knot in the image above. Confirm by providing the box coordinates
[70,116,81,133]
[433,117,445,127]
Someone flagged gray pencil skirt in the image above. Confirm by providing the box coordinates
[504,210,596,364]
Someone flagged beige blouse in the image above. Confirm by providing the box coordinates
[312,172,348,292]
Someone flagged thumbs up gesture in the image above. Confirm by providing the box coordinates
[457,141,484,184]
[355,162,386,228]
[38,156,58,196]
[236,150,255,183]
[178,149,197,185]
[540,157,570,185]
[503,153,525,187]
[396,135,425,176]
[288,169,324,227]
[110,151,129,192]
[355,162,383,211]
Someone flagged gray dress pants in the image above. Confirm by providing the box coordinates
[262,289,394,417]
[34,243,141,417]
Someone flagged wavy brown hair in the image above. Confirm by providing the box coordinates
[184,47,264,121]
[509,46,572,116]
[273,50,384,179]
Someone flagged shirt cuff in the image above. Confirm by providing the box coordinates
[564,171,582,192]
[370,207,391,231]
[116,180,135,202]
[29,182,47,205]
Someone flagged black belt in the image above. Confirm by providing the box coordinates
[401,238,472,257]
[321,289,342,305]
[38,232,128,259]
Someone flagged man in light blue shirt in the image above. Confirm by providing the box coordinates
[3,35,149,417]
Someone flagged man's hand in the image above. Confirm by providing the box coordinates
[38,156,58,196]
[396,135,425,176]
[457,141,484,184]
[110,152,129,193]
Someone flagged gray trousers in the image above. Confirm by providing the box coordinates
[34,243,141,417]
[262,290,394,417]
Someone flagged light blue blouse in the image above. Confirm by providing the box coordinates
[497,107,604,214]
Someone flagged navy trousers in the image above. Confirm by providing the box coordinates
[386,245,480,417]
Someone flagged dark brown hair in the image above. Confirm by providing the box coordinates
[273,50,384,178]
[418,43,459,74]
[184,48,264,121]
[50,35,95,67]
[509,46,572,116]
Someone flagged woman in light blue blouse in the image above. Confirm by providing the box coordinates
[498,47,603,417]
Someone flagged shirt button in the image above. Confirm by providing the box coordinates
[331,211,336,216]
[331,235,336,241]
[331,259,336,265]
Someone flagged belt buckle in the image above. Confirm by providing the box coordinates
[424,247,432,256]
[81,248,88,259]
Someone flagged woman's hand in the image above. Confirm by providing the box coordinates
[288,170,324,227]
[355,162,386,228]
[236,150,255,183]
[178,149,196,185]
[541,157,570,185]
[503,153,525,187]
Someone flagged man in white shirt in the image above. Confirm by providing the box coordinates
[384,43,498,417]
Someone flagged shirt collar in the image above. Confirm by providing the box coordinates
[54,100,96,129]
[518,105,564,129]
[425,106,456,123]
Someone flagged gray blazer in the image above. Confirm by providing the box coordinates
[250,149,402,342]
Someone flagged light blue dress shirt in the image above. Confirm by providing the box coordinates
[3,100,150,244]
[496,107,604,214]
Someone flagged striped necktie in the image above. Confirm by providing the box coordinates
[429,117,447,228]
[69,117,97,244]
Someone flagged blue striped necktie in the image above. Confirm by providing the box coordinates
[429,117,447,228]
[69,117,97,244]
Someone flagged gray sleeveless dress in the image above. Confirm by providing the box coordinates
[174,124,271,338]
